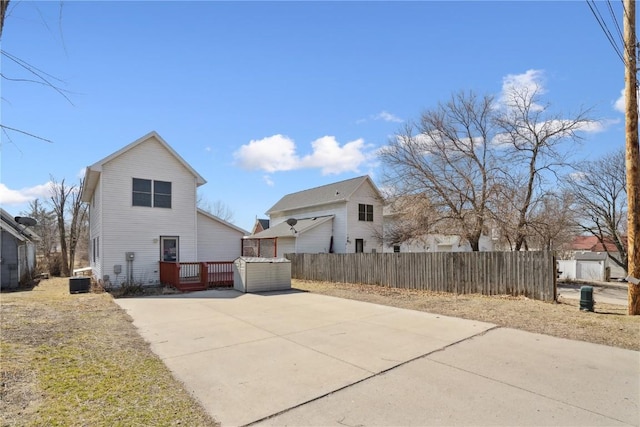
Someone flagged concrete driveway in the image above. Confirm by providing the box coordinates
[115,289,639,427]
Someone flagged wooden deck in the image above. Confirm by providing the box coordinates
[159,261,234,292]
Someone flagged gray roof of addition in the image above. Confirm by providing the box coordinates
[248,215,334,239]
[266,175,379,215]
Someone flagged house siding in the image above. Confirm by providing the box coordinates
[276,237,296,256]
[89,178,103,282]
[196,212,244,261]
[270,202,348,253]
[296,219,334,253]
[1,230,19,289]
[345,182,383,253]
[99,136,198,285]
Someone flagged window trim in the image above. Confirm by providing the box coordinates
[132,178,172,208]
[358,203,374,222]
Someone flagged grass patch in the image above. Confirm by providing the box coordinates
[292,279,640,351]
[1,278,218,427]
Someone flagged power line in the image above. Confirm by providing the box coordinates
[586,0,626,65]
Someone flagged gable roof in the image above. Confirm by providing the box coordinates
[80,131,206,202]
[0,208,41,242]
[197,208,249,235]
[248,215,334,239]
[569,235,622,252]
[266,175,381,215]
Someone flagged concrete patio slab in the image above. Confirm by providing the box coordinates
[115,290,639,427]
[115,289,496,426]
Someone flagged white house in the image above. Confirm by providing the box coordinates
[248,176,384,255]
[383,233,495,253]
[381,203,495,253]
[80,131,247,287]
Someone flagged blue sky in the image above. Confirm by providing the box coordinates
[0,1,630,232]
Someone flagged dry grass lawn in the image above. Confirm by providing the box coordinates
[1,278,218,427]
[292,279,640,351]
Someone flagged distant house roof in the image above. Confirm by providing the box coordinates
[569,235,621,252]
[0,208,41,242]
[266,175,381,215]
[80,131,206,202]
[251,218,270,234]
[248,215,334,239]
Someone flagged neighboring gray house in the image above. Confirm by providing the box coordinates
[248,176,384,256]
[80,131,247,287]
[1,208,40,289]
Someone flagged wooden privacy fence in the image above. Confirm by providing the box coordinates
[286,251,557,301]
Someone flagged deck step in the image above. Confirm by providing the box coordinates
[175,284,207,292]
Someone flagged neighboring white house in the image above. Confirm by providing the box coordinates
[557,235,627,281]
[381,204,495,253]
[383,233,495,253]
[248,175,384,255]
[80,131,247,287]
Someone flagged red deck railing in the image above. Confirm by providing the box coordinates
[159,261,234,291]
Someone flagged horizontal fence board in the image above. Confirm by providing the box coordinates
[286,251,556,302]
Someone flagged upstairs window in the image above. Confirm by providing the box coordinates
[154,180,172,208]
[133,178,152,207]
[358,203,373,222]
[132,178,172,208]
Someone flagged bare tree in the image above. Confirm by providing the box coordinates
[527,190,578,251]
[564,149,628,272]
[380,91,498,251]
[67,177,88,273]
[48,176,89,276]
[21,198,57,271]
[49,176,74,276]
[197,191,235,223]
[495,85,592,251]
[1,0,9,39]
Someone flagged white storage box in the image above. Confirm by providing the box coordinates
[233,257,291,293]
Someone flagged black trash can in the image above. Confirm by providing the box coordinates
[579,286,594,312]
[69,277,90,294]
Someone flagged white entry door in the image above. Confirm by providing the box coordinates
[160,236,179,262]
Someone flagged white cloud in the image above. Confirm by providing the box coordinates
[234,134,369,175]
[233,134,299,173]
[300,136,366,175]
[614,87,640,113]
[263,175,274,186]
[0,182,52,205]
[357,111,403,124]
[373,111,403,123]
[500,69,546,111]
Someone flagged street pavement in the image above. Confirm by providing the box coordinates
[115,289,639,427]
[558,281,629,306]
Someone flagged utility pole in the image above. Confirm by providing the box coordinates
[623,0,640,315]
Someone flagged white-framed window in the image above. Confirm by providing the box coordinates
[133,178,171,208]
[358,203,373,222]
